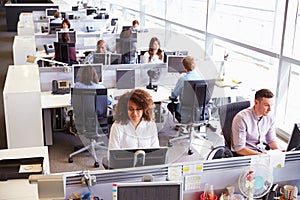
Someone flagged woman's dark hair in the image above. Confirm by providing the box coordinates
[114,89,155,124]
[61,32,70,43]
[148,37,163,62]
[79,65,99,85]
[61,19,71,28]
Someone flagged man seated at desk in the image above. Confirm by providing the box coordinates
[167,56,202,122]
[231,88,282,156]
[108,89,159,149]
[51,11,63,24]
[84,39,109,64]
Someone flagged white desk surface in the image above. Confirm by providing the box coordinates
[35,49,93,60]
[41,91,71,109]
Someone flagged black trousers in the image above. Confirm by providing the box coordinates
[167,102,181,123]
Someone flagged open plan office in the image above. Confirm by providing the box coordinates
[1,0,300,200]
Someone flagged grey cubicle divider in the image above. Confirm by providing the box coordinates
[39,66,74,92]
[61,151,300,200]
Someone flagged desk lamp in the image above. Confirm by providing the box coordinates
[26,55,71,72]
[146,69,160,90]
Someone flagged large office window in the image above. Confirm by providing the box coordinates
[105,0,300,137]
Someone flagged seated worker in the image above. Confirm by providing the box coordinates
[132,19,139,30]
[61,19,71,31]
[167,56,202,122]
[108,89,160,149]
[51,11,63,24]
[84,39,109,64]
[232,88,282,156]
[54,32,76,64]
[141,37,164,63]
[74,65,112,106]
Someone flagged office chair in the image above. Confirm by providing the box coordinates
[168,79,215,155]
[54,42,77,65]
[218,100,250,154]
[68,88,109,168]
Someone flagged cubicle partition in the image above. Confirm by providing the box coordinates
[45,152,300,200]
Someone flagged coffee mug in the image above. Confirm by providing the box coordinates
[282,185,298,200]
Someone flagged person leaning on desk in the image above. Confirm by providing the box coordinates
[231,88,283,156]
[108,89,160,149]
[74,65,112,106]
[167,56,202,122]
[141,37,164,63]
[84,39,109,64]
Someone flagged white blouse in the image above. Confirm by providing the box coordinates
[108,119,160,149]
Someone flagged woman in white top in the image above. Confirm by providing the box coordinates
[108,89,159,149]
[142,37,164,63]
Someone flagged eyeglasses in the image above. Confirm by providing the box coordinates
[128,107,143,112]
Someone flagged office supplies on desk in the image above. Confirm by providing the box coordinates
[43,43,54,54]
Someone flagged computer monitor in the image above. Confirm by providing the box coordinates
[287,123,300,151]
[116,68,135,89]
[108,147,168,169]
[86,8,97,16]
[181,79,216,124]
[56,30,76,43]
[49,23,62,34]
[45,8,58,18]
[73,64,103,84]
[53,42,76,65]
[113,181,183,200]
[167,55,186,73]
[93,53,107,65]
[110,53,122,65]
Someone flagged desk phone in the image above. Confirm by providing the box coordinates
[52,80,70,95]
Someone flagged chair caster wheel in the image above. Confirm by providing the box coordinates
[94,162,99,168]
[188,149,193,155]
[168,142,173,147]
[68,157,73,163]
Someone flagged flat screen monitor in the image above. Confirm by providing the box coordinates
[181,79,216,124]
[93,53,107,65]
[113,181,183,200]
[287,123,300,151]
[108,147,168,169]
[73,64,103,84]
[49,23,62,34]
[53,42,76,65]
[86,8,97,16]
[45,8,58,18]
[110,53,122,65]
[56,30,76,43]
[167,55,186,73]
[116,68,135,89]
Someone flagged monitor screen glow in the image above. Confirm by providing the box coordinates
[93,53,107,65]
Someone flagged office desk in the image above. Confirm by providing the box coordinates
[41,91,71,145]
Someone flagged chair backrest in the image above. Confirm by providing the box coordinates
[54,42,75,65]
[218,101,250,148]
[71,88,108,137]
[181,79,215,124]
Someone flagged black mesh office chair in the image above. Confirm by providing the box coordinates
[54,42,77,65]
[168,79,215,155]
[68,88,109,168]
[218,100,250,153]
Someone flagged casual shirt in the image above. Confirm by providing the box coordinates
[142,51,164,63]
[108,119,159,149]
[170,70,202,112]
[231,107,277,152]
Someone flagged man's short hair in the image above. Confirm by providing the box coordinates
[182,56,195,71]
[54,11,61,19]
[255,89,274,100]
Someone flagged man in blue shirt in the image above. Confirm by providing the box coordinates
[168,56,202,122]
